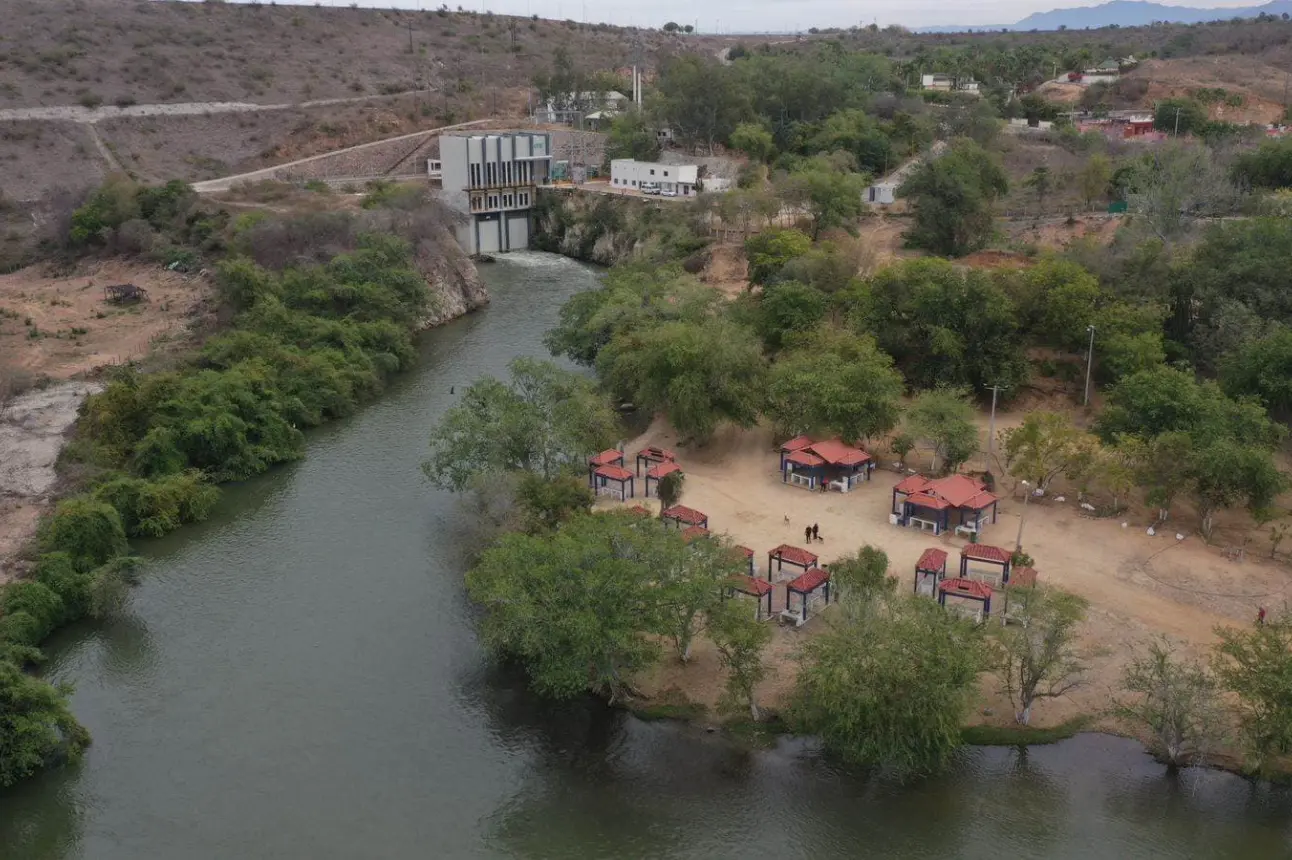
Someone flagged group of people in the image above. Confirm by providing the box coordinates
[803,523,823,544]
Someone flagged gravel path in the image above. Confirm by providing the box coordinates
[0,90,438,124]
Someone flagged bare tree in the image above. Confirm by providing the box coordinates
[993,586,1088,725]
[1113,638,1226,768]
[1125,143,1242,243]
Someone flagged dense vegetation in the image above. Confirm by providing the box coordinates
[0,178,451,786]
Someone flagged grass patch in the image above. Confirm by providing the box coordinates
[961,715,1093,747]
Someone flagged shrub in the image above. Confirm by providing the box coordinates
[38,497,128,572]
[0,582,66,642]
[92,471,220,538]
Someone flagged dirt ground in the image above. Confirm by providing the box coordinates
[619,413,1291,732]
[0,259,212,381]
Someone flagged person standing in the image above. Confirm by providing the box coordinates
[812,523,820,542]
[1258,606,1267,626]
[804,525,812,545]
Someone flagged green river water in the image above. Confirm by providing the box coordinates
[2,252,1291,859]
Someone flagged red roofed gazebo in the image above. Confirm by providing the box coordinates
[726,574,774,620]
[786,566,832,622]
[768,544,819,582]
[661,504,708,529]
[644,460,683,498]
[734,545,757,578]
[938,577,993,622]
[960,543,1013,587]
[914,547,948,596]
[588,449,625,489]
[892,474,999,537]
[592,464,635,500]
[681,525,711,543]
[635,446,676,477]
[781,437,873,492]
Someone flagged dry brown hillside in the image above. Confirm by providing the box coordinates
[0,0,708,109]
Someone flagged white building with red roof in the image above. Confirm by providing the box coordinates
[779,437,874,492]
[891,474,1000,537]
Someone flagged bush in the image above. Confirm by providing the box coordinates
[38,498,128,573]
[92,471,220,538]
[0,582,66,642]
[34,552,93,620]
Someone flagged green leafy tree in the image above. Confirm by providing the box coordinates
[605,111,661,162]
[1001,257,1102,351]
[903,386,980,474]
[778,157,868,239]
[729,122,776,163]
[828,545,895,608]
[1187,440,1287,540]
[423,358,619,491]
[790,596,983,773]
[656,470,685,511]
[514,473,594,532]
[992,586,1088,725]
[899,138,1008,257]
[1221,328,1292,421]
[652,533,745,663]
[1024,166,1053,215]
[0,661,91,788]
[1153,98,1207,135]
[1232,137,1292,190]
[709,599,773,720]
[1002,412,1101,552]
[1113,638,1225,768]
[38,498,128,573]
[753,281,828,350]
[805,108,894,175]
[656,55,750,153]
[597,318,766,444]
[1213,612,1292,770]
[744,229,812,287]
[1076,153,1113,209]
[764,329,904,442]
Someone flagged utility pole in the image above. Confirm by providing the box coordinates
[1174,106,1181,136]
[986,384,1009,472]
[408,21,414,55]
[1083,324,1097,407]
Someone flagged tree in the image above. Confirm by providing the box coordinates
[899,138,1008,257]
[1113,638,1225,768]
[904,387,980,474]
[1232,136,1292,190]
[656,470,685,511]
[708,599,772,720]
[605,111,661,162]
[1213,612,1292,769]
[423,357,619,491]
[753,281,828,350]
[1001,256,1102,351]
[828,545,895,608]
[597,318,766,444]
[992,586,1088,725]
[1024,166,1053,215]
[1221,328,1292,422]
[1122,144,1241,243]
[1076,153,1113,210]
[789,596,983,774]
[777,158,868,240]
[1187,440,1287,540]
[466,514,734,701]
[514,473,594,532]
[1002,412,1101,552]
[744,229,812,287]
[663,21,680,31]
[1153,98,1207,136]
[38,497,128,573]
[656,55,750,153]
[729,122,776,163]
[764,329,905,442]
[0,661,91,788]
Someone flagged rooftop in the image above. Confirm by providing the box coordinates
[939,578,993,601]
[681,525,711,543]
[785,449,826,468]
[637,446,676,463]
[590,449,624,466]
[769,544,819,568]
[729,574,773,597]
[646,461,683,479]
[896,474,998,511]
[916,548,949,572]
[961,544,1013,565]
[788,567,830,593]
[661,504,707,525]
[594,464,634,482]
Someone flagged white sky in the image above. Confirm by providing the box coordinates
[274,0,1268,31]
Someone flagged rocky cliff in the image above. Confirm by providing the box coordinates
[415,223,489,326]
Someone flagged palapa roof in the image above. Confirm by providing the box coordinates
[939,578,993,600]
[961,543,1012,565]
[916,548,948,572]
[896,474,998,511]
[594,464,634,482]
[681,525,711,542]
[780,435,815,453]
[661,504,707,525]
[785,449,826,468]
[905,492,950,511]
[787,566,830,593]
[590,449,624,466]
[769,544,819,568]
[805,439,871,467]
[646,460,683,479]
[729,574,773,597]
[637,445,676,462]
[895,474,932,495]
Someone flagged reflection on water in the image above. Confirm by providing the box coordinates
[3,254,1292,859]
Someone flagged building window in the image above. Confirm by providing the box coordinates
[649,169,655,175]
[664,170,669,177]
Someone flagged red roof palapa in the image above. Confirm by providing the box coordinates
[806,439,871,467]
[769,544,819,568]
[780,435,815,453]
[590,449,624,466]
[637,446,676,462]
[916,548,948,572]
[961,543,1013,565]
[788,566,830,593]
[896,474,999,511]
[681,525,711,542]
[729,575,773,597]
[939,578,994,600]
[594,464,634,482]
[661,504,707,525]
[646,460,683,479]
[785,449,826,468]
[905,492,950,511]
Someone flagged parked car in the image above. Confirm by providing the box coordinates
[660,188,678,197]
[640,182,660,195]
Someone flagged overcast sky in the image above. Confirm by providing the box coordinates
[281,0,1263,31]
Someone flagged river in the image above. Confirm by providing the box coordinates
[2,252,1291,859]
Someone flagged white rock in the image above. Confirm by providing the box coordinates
[1055,495,1066,503]
[1176,533,1185,541]
[1080,502,1096,512]
[1147,526,1156,536]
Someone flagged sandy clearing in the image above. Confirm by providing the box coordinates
[0,260,212,381]
[618,416,1290,728]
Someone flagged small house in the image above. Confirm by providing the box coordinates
[610,159,699,196]
[592,464,635,500]
[780,437,873,492]
[891,474,999,537]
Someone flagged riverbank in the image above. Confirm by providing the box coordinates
[608,414,1292,776]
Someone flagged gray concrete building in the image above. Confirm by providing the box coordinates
[437,132,552,255]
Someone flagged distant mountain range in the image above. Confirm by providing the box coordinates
[916,0,1292,32]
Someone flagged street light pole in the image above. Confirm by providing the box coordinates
[1083,324,1097,407]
